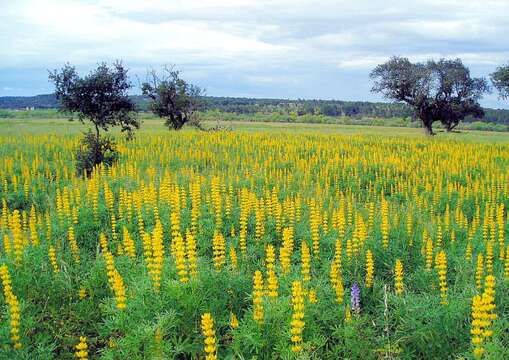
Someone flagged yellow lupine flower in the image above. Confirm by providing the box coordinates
[0,264,22,349]
[201,313,217,360]
[435,250,448,305]
[394,259,404,295]
[75,336,88,359]
[252,270,264,324]
[290,280,305,352]
[365,249,375,288]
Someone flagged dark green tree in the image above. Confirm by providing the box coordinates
[370,57,488,135]
[491,64,509,99]
[49,62,139,175]
[141,66,204,130]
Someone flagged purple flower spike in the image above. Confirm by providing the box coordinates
[351,282,361,314]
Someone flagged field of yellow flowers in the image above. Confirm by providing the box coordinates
[1,124,509,359]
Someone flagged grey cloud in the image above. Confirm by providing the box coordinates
[0,0,508,108]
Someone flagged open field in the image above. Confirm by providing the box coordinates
[2,117,509,142]
[1,119,509,359]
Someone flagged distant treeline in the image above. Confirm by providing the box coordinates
[201,97,509,125]
[203,97,414,117]
[1,93,508,124]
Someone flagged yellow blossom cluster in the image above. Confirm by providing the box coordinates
[0,264,22,349]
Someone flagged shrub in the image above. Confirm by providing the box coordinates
[463,121,508,132]
[76,131,118,176]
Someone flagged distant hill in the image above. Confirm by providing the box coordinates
[1,94,508,124]
[0,94,59,109]
[0,94,151,110]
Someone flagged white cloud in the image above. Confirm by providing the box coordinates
[2,0,509,69]
[336,56,391,70]
[245,75,299,86]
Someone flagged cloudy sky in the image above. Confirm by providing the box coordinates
[1,0,508,108]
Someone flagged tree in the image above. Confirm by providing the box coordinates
[370,57,488,135]
[491,64,509,99]
[141,66,204,130]
[49,62,139,175]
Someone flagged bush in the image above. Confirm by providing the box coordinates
[463,121,508,132]
[0,109,67,119]
[76,131,118,176]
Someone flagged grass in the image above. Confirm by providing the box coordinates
[2,116,509,143]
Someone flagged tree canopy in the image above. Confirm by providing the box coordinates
[141,66,204,130]
[49,62,139,139]
[370,57,489,134]
[491,64,509,100]
[49,62,139,175]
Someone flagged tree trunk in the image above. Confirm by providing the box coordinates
[417,109,435,136]
[446,122,458,132]
[93,122,102,168]
[422,119,435,136]
[94,122,100,141]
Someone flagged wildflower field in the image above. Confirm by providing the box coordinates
[1,119,509,359]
